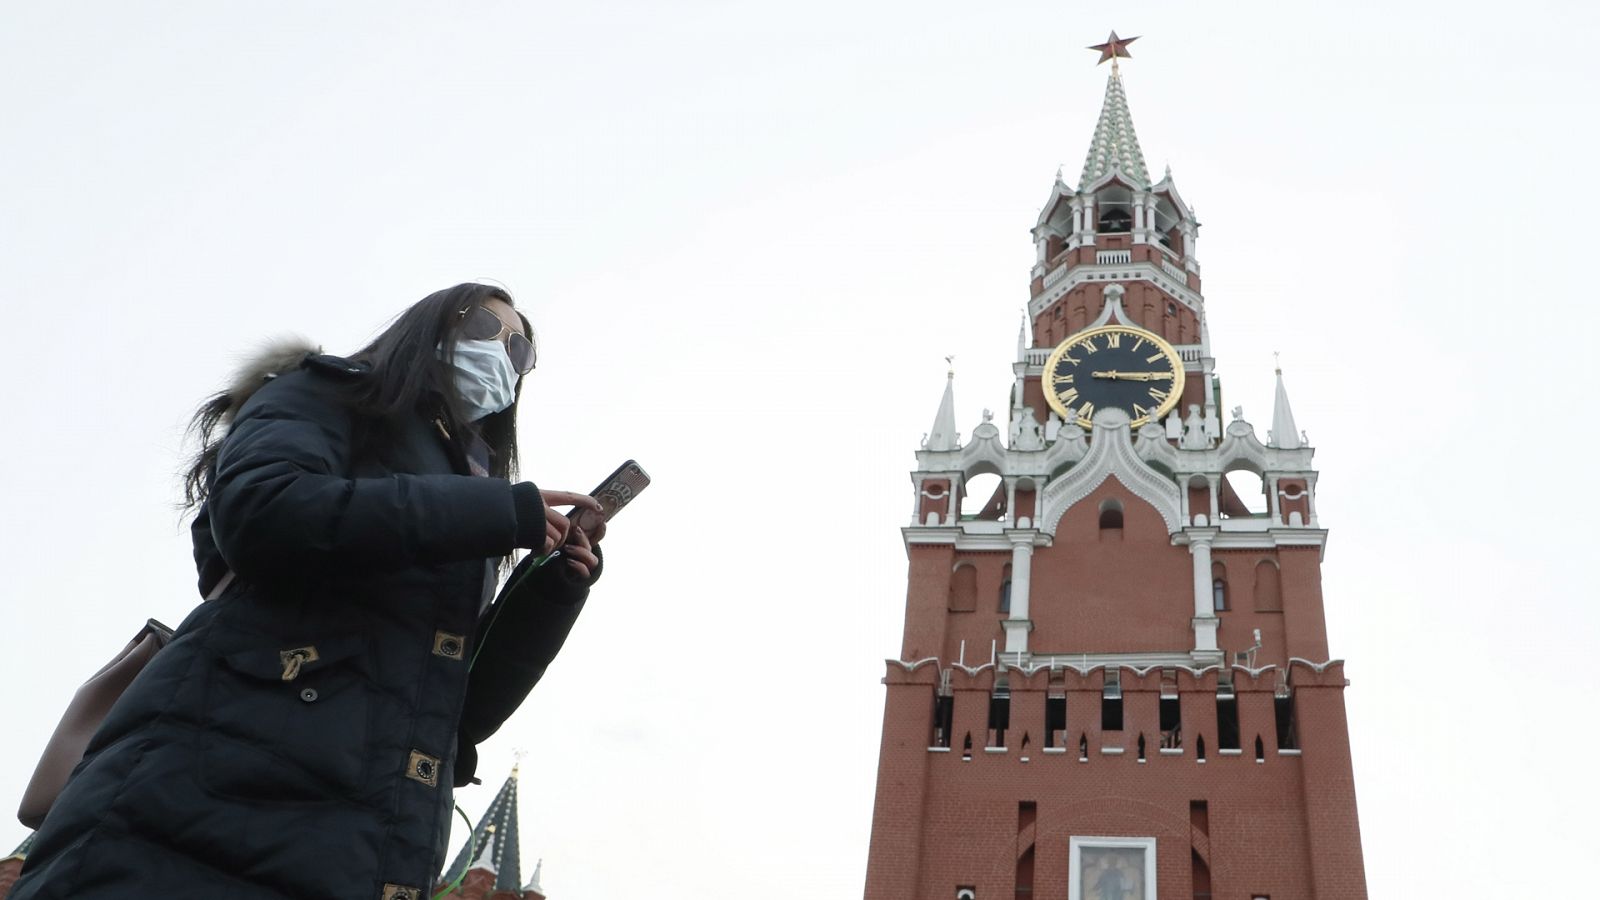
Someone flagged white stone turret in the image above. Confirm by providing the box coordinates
[1270,363,1302,450]
[925,366,960,451]
[523,859,543,893]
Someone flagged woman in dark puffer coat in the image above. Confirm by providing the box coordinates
[12,283,605,900]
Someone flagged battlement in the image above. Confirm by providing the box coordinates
[887,658,1344,765]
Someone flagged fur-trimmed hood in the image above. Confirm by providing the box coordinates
[219,337,323,422]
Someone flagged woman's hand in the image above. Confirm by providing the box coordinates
[537,490,603,556]
[560,520,600,580]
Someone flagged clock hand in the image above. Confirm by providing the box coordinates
[1090,370,1171,381]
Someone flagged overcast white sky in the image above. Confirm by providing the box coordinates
[2,1,1598,897]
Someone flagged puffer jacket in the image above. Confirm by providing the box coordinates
[12,345,595,899]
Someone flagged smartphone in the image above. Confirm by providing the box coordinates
[570,459,650,534]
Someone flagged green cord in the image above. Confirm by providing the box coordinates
[432,803,479,900]
[466,552,551,672]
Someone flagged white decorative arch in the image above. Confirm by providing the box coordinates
[1215,416,1271,474]
[1040,408,1182,534]
[954,425,1008,479]
[1087,283,1131,328]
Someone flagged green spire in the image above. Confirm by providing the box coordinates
[441,766,522,891]
[1078,71,1151,190]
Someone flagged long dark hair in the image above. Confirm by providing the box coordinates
[183,283,532,511]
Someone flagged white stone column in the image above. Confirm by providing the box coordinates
[1268,474,1281,524]
[1207,475,1221,524]
[1083,198,1096,239]
[1071,201,1083,237]
[1132,195,1145,234]
[1178,476,1191,525]
[1307,473,1319,527]
[1189,532,1220,656]
[1005,478,1018,528]
[1003,536,1035,655]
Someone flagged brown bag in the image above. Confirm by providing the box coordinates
[16,618,173,829]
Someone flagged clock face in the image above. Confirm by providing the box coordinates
[1042,324,1186,429]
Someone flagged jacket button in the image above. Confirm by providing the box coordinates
[433,630,466,660]
[299,688,319,702]
[406,749,441,787]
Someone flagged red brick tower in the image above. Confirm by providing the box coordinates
[863,35,1367,900]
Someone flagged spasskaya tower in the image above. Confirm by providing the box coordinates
[862,34,1367,900]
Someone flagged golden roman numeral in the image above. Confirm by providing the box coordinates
[1060,354,1081,366]
[1146,352,1165,363]
[1051,372,1075,386]
[1132,336,1146,352]
[1133,404,1148,419]
[1148,388,1169,402]
[1076,338,1096,355]
[1079,401,1095,419]
[1057,387,1079,404]
[1105,332,1121,348]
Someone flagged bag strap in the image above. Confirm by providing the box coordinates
[205,570,237,602]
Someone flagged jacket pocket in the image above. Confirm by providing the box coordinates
[199,634,372,803]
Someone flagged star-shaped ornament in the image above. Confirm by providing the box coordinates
[1088,31,1139,66]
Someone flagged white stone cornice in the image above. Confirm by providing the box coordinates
[902,527,1052,552]
[1171,527,1329,557]
[1001,651,1202,673]
[1040,409,1183,535]
[1036,260,1202,314]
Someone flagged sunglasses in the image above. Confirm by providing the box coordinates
[458,305,537,374]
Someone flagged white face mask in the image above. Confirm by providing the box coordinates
[440,338,518,421]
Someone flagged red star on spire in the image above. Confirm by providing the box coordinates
[1088,31,1139,67]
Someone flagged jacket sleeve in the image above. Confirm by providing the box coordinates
[453,550,599,786]
[208,370,527,578]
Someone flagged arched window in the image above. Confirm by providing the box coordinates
[1098,207,1132,233]
[1221,469,1268,517]
[998,563,1013,614]
[949,563,977,612]
[1099,498,1124,540]
[1211,561,1228,612]
[1253,559,1282,611]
